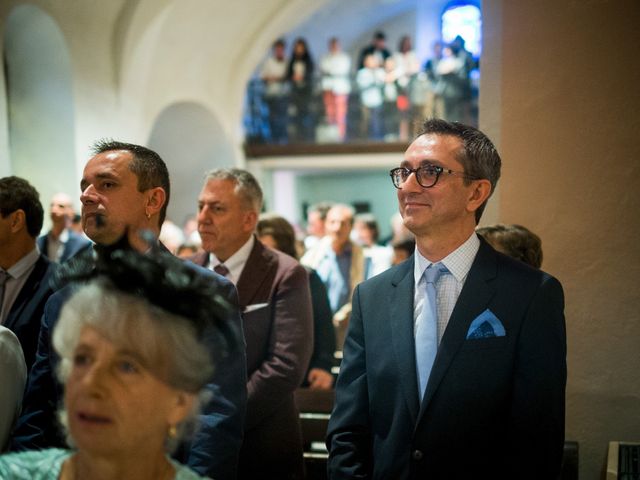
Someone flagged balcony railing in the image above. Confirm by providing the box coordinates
[243,71,478,157]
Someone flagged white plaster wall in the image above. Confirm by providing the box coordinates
[0,4,14,176]
[1,0,442,184]
[3,4,77,219]
[0,0,332,199]
[147,101,236,225]
[0,41,9,177]
[117,0,330,155]
[1,0,129,193]
[42,0,129,176]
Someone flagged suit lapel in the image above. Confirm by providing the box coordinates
[157,242,173,255]
[5,256,51,331]
[61,233,82,262]
[36,235,47,256]
[190,251,209,267]
[61,241,72,262]
[188,241,275,307]
[417,241,499,420]
[236,240,274,307]
[390,258,421,423]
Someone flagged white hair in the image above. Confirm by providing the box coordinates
[53,280,214,451]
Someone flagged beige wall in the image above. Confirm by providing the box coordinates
[482,1,640,478]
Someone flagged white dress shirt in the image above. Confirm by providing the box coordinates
[208,236,255,285]
[261,57,288,97]
[320,51,352,95]
[46,228,69,262]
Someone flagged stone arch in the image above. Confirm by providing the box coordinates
[147,101,236,227]
[3,4,76,204]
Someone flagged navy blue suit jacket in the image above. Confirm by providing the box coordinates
[37,230,91,263]
[327,238,566,479]
[10,258,247,480]
[3,254,56,371]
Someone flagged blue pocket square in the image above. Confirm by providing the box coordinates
[466,309,506,339]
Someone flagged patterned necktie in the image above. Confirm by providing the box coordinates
[214,263,230,278]
[415,263,447,402]
[0,269,9,317]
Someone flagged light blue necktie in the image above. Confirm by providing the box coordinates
[415,263,446,402]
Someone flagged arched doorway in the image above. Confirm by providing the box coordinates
[148,101,237,228]
[3,4,76,204]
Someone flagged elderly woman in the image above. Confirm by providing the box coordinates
[0,243,233,479]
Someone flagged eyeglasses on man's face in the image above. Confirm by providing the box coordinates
[389,164,479,189]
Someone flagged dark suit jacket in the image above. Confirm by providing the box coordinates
[10,256,247,480]
[193,239,313,479]
[3,254,56,371]
[37,230,91,263]
[327,238,566,479]
[306,267,336,377]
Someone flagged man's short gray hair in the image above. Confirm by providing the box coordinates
[204,168,263,213]
[328,203,356,225]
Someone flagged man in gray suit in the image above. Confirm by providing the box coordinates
[327,119,566,479]
[192,168,313,479]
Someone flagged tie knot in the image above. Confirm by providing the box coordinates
[424,263,447,285]
[214,264,230,277]
[0,270,9,287]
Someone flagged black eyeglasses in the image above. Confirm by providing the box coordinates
[389,164,478,189]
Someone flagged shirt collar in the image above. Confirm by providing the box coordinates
[414,232,480,285]
[209,235,255,283]
[7,247,40,280]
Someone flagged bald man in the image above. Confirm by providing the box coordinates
[36,192,90,263]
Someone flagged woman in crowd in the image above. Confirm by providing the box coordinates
[256,213,336,390]
[261,38,289,144]
[435,43,467,122]
[393,35,420,140]
[356,53,385,140]
[0,243,234,479]
[476,223,543,269]
[381,56,400,140]
[287,37,315,142]
[319,37,351,142]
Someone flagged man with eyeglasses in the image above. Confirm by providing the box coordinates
[327,119,566,479]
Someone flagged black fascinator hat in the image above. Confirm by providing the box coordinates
[53,230,238,358]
